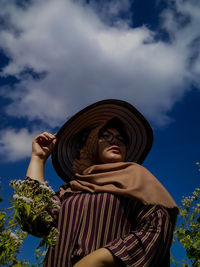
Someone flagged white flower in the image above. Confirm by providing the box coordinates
[51,198,60,205]
[14,196,34,204]
[42,251,47,257]
[40,183,55,194]
[40,184,50,190]
[10,179,23,188]
[21,196,34,204]
[13,194,19,200]
[50,197,60,209]
[10,231,19,240]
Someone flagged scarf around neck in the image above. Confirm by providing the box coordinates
[59,162,178,213]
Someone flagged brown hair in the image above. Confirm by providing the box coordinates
[72,125,102,175]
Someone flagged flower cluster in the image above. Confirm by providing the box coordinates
[0,178,60,265]
[0,221,28,266]
[10,178,59,246]
[174,188,200,266]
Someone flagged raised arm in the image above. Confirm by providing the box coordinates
[26,132,57,182]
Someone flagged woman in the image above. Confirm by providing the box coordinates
[26,99,178,267]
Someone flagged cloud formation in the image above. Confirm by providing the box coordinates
[0,0,200,161]
[0,128,38,161]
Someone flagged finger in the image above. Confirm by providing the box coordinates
[42,132,56,139]
[35,132,55,142]
[49,138,57,150]
[52,138,57,144]
[35,133,49,142]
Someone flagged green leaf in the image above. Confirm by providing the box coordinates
[24,204,31,216]
[0,213,6,220]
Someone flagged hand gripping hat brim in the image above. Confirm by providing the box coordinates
[52,99,153,181]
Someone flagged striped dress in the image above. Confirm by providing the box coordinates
[44,192,174,267]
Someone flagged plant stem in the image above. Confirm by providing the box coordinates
[4,222,18,230]
[1,206,14,211]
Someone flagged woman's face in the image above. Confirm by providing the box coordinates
[98,128,127,164]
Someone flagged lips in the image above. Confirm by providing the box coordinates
[108,146,121,153]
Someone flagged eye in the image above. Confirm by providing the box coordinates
[102,133,111,140]
[117,135,126,144]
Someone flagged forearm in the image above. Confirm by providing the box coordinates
[25,132,56,182]
[26,155,46,182]
[74,248,120,267]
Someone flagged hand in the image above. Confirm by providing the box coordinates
[73,248,120,267]
[32,132,57,161]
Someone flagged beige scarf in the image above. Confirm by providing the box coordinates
[60,162,178,210]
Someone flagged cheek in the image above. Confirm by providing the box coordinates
[98,140,110,162]
[121,147,127,160]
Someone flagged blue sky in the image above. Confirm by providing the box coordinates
[0,0,200,265]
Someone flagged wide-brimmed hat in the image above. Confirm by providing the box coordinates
[52,99,153,181]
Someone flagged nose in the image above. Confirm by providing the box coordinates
[109,136,120,145]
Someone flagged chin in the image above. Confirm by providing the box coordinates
[105,157,123,163]
[100,151,125,164]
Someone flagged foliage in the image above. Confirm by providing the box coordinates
[0,226,28,266]
[0,165,199,265]
[0,178,59,266]
[10,178,59,244]
[0,190,29,266]
[172,187,200,267]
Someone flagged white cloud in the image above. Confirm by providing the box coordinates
[0,0,199,131]
[0,128,38,161]
[79,0,132,26]
[161,0,200,87]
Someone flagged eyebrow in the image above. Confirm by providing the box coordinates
[104,130,122,136]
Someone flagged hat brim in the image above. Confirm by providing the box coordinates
[52,99,153,181]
